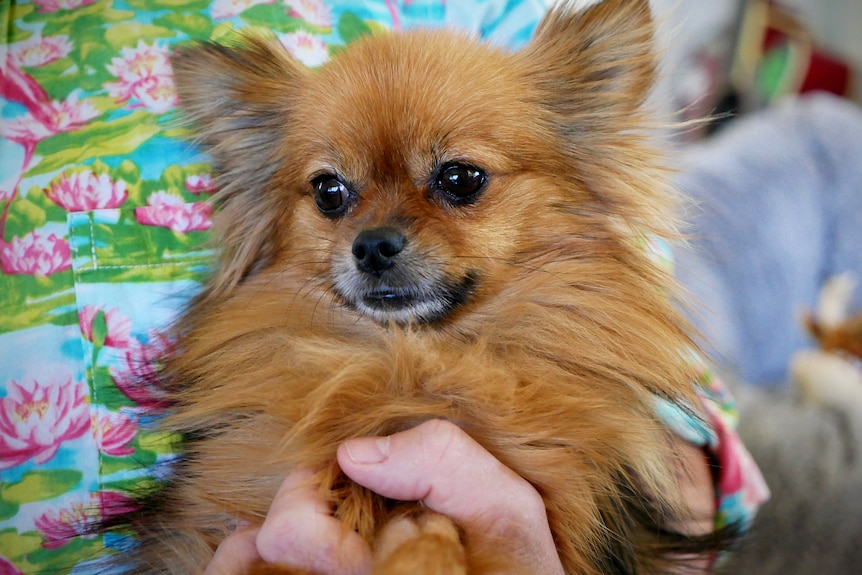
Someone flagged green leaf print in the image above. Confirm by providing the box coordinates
[23,57,77,99]
[104,22,177,50]
[338,12,373,45]
[27,48,113,99]
[3,196,47,238]
[99,433,164,475]
[0,529,43,567]
[27,2,135,37]
[0,274,77,335]
[210,20,236,42]
[240,4,305,34]
[30,112,162,177]
[161,164,188,195]
[23,536,110,573]
[93,365,138,410]
[5,16,34,44]
[1,470,83,505]
[15,182,67,224]
[0,499,19,522]
[101,475,160,499]
[115,159,142,185]
[137,429,179,457]
[127,0,214,11]
[154,12,214,40]
[91,310,109,348]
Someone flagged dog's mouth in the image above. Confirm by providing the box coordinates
[336,272,479,326]
[363,288,416,308]
[330,226,479,325]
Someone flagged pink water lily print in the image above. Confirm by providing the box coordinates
[34,491,139,549]
[0,227,72,277]
[105,41,176,114]
[185,173,216,195]
[0,94,99,142]
[92,408,137,457]
[132,73,177,115]
[285,0,333,28]
[278,31,329,67]
[135,192,212,232]
[0,67,99,200]
[0,86,99,158]
[111,331,172,409]
[47,170,128,212]
[79,305,133,348]
[32,0,97,12]
[0,377,89,470]
[211,0,275,19]
[9,35,74,68]
[0,556,24,575]
[0,83,99,172]
[34,500,92,549]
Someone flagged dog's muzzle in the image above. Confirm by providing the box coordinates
[331,226,478,325]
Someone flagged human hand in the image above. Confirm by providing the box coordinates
[204,419,565,575]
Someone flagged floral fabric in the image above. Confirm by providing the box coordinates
[655,367,771,532]
[0,1,547,572]
[0,1,763,573]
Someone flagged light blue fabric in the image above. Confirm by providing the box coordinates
[674,93,862,386]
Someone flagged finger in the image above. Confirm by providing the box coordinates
[337,419,564,574]
[256,467,372,575]
[338,420,539,525]
[204,527,260,575]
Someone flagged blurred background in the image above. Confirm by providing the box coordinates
[650,0,860,138]
[642,2,862,573]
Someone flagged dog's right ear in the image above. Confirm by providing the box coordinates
[524,0,656,119]
[171,37,308,294]
[171,36,306,180]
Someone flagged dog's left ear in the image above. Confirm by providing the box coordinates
[523,0,656,118]
[522,0,675,235]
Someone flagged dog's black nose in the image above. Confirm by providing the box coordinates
[352,227,406,276]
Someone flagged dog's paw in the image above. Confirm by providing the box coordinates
[372,512,467,575]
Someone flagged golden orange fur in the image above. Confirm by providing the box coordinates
[118,0,734,573]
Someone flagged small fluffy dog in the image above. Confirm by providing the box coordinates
[120,0,735,573]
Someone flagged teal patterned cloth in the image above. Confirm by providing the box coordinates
[0,1,547,572]
[0,1,766,573]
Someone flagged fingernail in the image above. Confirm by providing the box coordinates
[344,435,390,464]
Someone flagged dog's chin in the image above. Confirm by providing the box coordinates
[336,272,478,326]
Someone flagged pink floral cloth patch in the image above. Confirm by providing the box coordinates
[0,1,548,572]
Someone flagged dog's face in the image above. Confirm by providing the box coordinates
[172,0,667,327]
[280,31,561,325]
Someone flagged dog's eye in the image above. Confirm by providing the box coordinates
[434,163,486,205]
[312,175,352,217]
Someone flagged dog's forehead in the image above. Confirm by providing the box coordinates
[296,31,535,176]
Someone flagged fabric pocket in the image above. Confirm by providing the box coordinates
[0,205,213,572]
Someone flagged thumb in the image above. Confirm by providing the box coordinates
[336,419,564,575]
